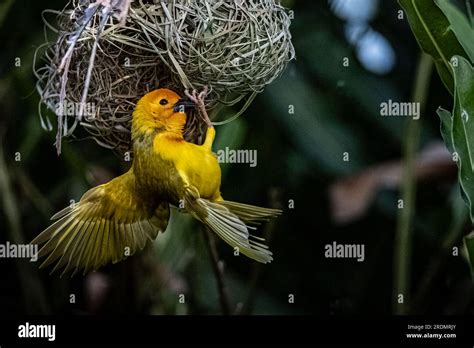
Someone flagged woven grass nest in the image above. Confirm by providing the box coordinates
[35,0,295,154]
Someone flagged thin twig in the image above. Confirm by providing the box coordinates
[56,3,100,154]
[240,188,280,315]
[203,227,232,315]
[393,53,433,314]
[239,228,274,315]
[78,8,111,122]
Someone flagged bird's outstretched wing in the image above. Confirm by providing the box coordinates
[31,171,169,276]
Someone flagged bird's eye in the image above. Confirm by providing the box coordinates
[159,99,168,105]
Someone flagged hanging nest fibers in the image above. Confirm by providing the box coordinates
[34,0,295,154]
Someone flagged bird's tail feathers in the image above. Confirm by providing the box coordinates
[184,190,275,263]
[218,200,282,225]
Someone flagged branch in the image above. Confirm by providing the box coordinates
[203,227,232,315]
[393,53,433,314]
[240,188,280,315]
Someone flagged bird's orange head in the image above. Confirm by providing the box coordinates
[132,88,194,136]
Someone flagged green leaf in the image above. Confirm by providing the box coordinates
[453,56,474,170]
[437,107,472,216]
[450,55,474,222]
[435,0,474,63]
[463,232,474,278]
[399,0,468,94]
[437,56,474,274]
[437,107,454,153]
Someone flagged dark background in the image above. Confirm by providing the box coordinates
[0,0,472,316]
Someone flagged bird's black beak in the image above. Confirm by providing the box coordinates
[174,98,195,113]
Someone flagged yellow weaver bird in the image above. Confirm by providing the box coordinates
[32,88,281,276]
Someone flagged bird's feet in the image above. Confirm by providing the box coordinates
[185,86,213,128]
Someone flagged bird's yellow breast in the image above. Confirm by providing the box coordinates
[152,133,222,200]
